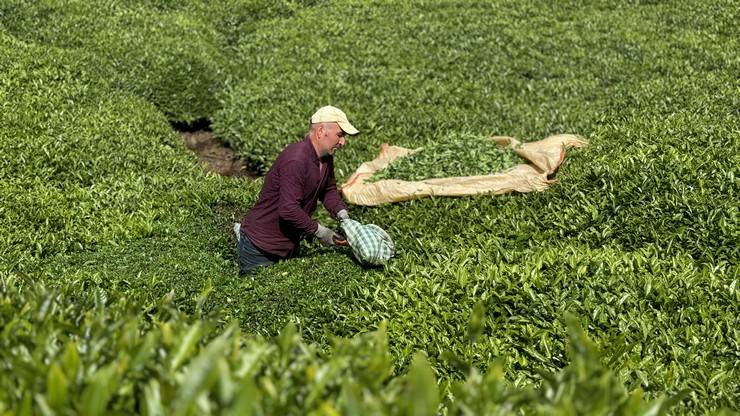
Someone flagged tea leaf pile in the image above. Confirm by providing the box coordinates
[370,134,522,182]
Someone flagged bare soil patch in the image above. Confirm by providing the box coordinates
[173,120,258,178]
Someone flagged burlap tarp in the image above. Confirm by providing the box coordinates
[340,134,587,206]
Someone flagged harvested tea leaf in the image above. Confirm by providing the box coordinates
[370,133,522,182]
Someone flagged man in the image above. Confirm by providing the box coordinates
[234,105,359,275]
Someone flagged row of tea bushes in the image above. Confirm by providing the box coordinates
[0,28,259,278]
[0,273,682,415]
[1,0,738,413]
[207,1,739,411]
[0,0,226,121]
[0,0,322,122]
[214,0,638,172]
[0,30,203,268]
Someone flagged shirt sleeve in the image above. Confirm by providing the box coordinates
[278,161,318,236]
[320,160,348,217]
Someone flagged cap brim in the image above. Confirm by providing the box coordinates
[339,121,359,135]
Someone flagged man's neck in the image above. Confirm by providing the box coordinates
[308,133,323,158]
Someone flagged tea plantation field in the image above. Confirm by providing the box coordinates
[1,0,738,414]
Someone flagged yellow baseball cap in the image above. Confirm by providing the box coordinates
[310,105,359,135]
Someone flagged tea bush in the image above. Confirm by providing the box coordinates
[214,1,619,171]
[1,0,738,414]
[0,0,329,121]
[211,0,738,411]
[0,273,683,414]
[0,0,224,121]
[0,30,206,268]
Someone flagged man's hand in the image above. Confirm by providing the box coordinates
[315,223,343,247]
[337,209,350,222]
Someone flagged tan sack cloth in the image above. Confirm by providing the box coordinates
[340,134,587,206]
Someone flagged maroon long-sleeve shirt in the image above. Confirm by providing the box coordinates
[241,135,347,258]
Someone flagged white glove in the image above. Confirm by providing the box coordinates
[315,223,342,247]
[337,209,350,221]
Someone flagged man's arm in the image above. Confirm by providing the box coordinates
[320,161,348,218]
[278,161,318,236]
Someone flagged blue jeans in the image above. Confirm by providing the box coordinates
[236,229,277,275]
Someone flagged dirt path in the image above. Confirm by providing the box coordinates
[177,129,258,178]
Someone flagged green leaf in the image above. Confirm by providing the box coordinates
[226,378,263,416]
[61,341,80,381]
[467,300,486,344]
[173,334,230,415]
[80,363,118,416]
[170,321,202,372]
[143,379,165,416]
[46,362,68,408]
[404,352,438,416]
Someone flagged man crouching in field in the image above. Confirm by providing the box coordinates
[233,106,359,275]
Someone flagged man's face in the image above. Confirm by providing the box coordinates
[319,123,346,157]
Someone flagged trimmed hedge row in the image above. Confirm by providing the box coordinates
[209,0,739,411]
[214,1,621,170]
[0,0,324,122]
[0,273,681,415]
[0,30,219,270]
[1,0,229,121]
[1,0,738,414]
